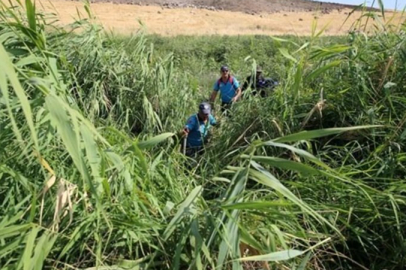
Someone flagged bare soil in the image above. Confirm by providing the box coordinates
[36,0,405,36]
[88,0,376,14]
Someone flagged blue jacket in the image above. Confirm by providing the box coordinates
[185,114,217,147]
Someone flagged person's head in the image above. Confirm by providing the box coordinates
[198,102,211,120]
[220,65,230,78]
[256,66,263,76]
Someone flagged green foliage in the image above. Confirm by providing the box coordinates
[1,1,406,269]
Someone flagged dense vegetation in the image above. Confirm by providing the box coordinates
[1,1,405,269]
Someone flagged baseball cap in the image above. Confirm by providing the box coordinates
[220,65,229,72]
[199,102,211,115]
[256,66,263,73]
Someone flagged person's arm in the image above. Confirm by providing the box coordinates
[209,90,218,103]
[232,87,242,102]
[180,116,195,137]
[232,78,241,102]
[210,80,220,103]
[209,115,217,126]
[179,127,189,137]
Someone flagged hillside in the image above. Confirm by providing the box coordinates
[37,0,404,36]
[88,0,377,14]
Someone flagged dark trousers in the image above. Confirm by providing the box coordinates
[221,101,232,114]
[185,146,205,158]
[180,141,204,158]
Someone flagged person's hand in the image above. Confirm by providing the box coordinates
[232,96,238,103]
[180,128,189,138]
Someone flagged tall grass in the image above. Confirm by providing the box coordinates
[1,0,406,269]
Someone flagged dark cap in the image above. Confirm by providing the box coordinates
[220,65,229,72]
[256,66,263,73]
[198,102,211,115]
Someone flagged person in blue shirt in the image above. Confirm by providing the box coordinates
[209,65,242,113]
[180,102,217,157]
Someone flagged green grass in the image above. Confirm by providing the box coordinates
[1,0,406,269]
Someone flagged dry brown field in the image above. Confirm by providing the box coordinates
[23,0,406,35]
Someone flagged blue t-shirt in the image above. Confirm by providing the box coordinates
[185,114,217,147]
[213,76,240,103]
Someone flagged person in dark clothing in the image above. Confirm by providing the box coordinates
[242,66,278,98]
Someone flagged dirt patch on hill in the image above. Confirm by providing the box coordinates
[36,0,405,36]
[88,0,377,14]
